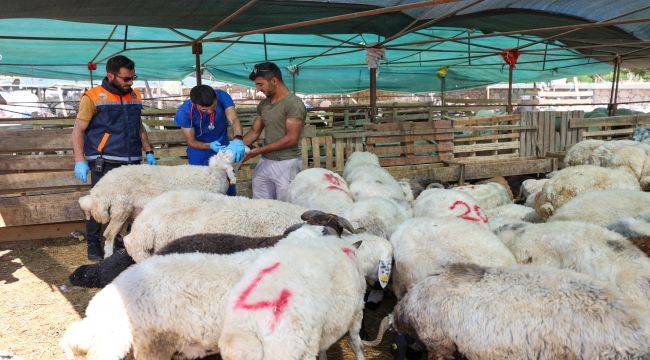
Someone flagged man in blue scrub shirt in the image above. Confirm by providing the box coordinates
[174,85,245,196]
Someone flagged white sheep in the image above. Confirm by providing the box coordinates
[454,181,512,209]
[218,236,367,360]
[495,221,650,307]
[534,165,640,219]
[549,189,650,226]
[343,196,412,239]
[342,151,380,181]
[78,150,236,257]
[390,217,516,298]
[388,263,650,359]
[588,139,640,166]
[349,180,411,210]
[61,225,392,360]
[123,190,308,263]
[518,178,547,207]
[413,188,490,229]
[287,168,353,217]
[607,211,650,239]
[484,203,538,230]
[563,139,604,166]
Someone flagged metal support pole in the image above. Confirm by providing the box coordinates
[292,72,296,94]
[89,69,94,87]
[369,67,377,123]
[192,42,203,86]
[440,76,446,116]
[608,57,620,116]
[507,65,514,114]
[612,57,622,116]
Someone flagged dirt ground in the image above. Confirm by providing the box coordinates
[0,237,395,360]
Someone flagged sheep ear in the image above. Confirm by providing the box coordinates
[378,258,392,288]
[336,216,356,235]
[351,240,362,249]
[282,223,304,237]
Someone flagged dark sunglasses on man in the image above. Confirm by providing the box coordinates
[114,74,138,82]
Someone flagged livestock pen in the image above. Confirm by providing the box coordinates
[1,104,649,359]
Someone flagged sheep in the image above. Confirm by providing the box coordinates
[218,236,368,360]
[549,189,650,226]
[607,211,650,256]
[495,221,650,306]
[383,263,650,359]
[68,220,321,288]
[588,139,640,166]
[534,165,640,219]
[287,168,353,216]
[563,139,604,166]
[518,178,547,206]
[78,150,236,258]
[413,188,489,229]
[123,190,309,263]
[343,197,412,239]
[61,218,392,360]
[454,181,512,210]
[389,217,515,298]
[484,203,538,230]
[349,180,411,210]
[633,127,650,144]
[342,151,380,181]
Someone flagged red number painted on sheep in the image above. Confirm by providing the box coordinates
[324,173,352,197]
[234,262,292,332]
[341,247,356,260]
[449,200,488,223]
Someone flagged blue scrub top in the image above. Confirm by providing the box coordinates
[174,89,235,165]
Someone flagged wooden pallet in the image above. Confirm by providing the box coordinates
[454,114,521,162]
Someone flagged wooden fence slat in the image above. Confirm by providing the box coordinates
[335,139,345,171]
[453,114,521,127]
[355,138,364,152]
[325,136,333,169]
[301,137,309,169]
[583,128,635,138]
[372,142,454,155]
[455,132,520,143]
[366,133,454,144]
[570,114,650,128]
[312,137,321,168]
[0,171,88,194]
[0,191,86,226]
[0,155,72,172]
[453,141,520,153]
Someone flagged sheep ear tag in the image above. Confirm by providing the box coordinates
[378,259,392,288]
[351,241,362,249]
[226,165,237,185]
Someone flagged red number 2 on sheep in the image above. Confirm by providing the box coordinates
[449,200,488,224]
[234,262,292,332]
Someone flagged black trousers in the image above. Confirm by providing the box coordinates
[85,160,139,248]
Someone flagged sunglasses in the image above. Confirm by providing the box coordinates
[114,74,138,82]
[250,67,274,77]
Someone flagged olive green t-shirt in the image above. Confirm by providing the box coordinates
[256,94,306,161]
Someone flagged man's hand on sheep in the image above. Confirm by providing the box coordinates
[74,161,89,183]
[243,147,262,162]
[222,139,246,162]
[210,140,226,153]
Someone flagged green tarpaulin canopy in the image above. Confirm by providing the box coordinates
[1,0,647,93]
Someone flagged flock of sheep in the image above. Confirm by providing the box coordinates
[60,136,650,359]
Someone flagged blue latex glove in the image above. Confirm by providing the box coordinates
[146,153,157,165]
[210,140,225,153]
[223,139,246,162]
[74,161,89,183]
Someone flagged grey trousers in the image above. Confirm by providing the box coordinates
[252,157,302,201]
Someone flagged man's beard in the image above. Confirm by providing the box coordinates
[111,79,131,95]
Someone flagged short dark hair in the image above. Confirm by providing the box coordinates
[249,62,283,82]
[190,85,216,107]
[106,55,135,74]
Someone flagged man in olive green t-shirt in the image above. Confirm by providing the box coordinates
[242,62,306,200]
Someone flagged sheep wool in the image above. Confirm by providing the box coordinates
[393,263,650,360]
[549,189,650,226]
[563,139,604,166]
[287,168,353,217]
[496,221,650,307]
[484,203,538,231]
[218,236,367,360]
[342,151,380,181]
[535,165,640,219]
[78,150,234,257]
[413,188,490,229]
[343,197,412,239]
[454,181,513,210]
[390,217,515,298]
[123,190,307,262]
